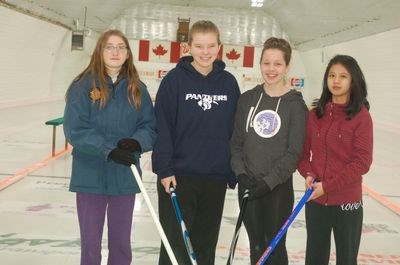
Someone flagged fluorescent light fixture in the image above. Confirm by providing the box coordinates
[251,0,264,7]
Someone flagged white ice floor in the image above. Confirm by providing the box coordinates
[0,100,399,265]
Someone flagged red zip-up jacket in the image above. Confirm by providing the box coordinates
[298,102,373,205]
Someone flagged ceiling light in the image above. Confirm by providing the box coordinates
[251,0,264,7]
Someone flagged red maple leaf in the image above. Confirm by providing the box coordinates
[226,49,241,62]
[152,44,168,58]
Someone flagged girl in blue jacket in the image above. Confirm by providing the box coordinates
[64,29,156,265]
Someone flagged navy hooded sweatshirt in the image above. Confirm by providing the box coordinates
[152,56,240,186]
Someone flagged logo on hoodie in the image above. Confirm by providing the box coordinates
[253,110,281,138]
[185,94,227,111]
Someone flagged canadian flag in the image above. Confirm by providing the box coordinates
[138,40,255,68]
[138,40,181,63]
[219,45,254,68]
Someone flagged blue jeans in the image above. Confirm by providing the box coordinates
[76,192,136,265]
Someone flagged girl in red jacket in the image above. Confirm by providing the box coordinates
[298,54,373,265]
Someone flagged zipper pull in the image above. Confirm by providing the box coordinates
[111,84,116,99]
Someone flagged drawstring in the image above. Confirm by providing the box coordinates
[246,93,263,132]
[271,97,281,133]
[275,97,282,113]
[245,107,254,133]
[250,93,263,127]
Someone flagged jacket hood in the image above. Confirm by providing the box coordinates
[243,85,307,121]
[252,84,305,102]
[177,56,226,77]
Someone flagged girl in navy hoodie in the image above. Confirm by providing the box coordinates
[152,20,240,264]
[298,55,373,265]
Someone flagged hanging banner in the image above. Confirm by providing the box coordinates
[138,40,181,63]
[219,45,255,68]
[137,39,255,68]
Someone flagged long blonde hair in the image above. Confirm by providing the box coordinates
[66,29,141,109]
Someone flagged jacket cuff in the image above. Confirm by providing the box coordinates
[305,171,317,179]
[102,145,114,161]
[228,174,237,189]
[157,168,175,179]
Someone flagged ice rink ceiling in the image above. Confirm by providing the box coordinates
[1,0,400,50]
[110,3,287,46]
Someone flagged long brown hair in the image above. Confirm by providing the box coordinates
[66,29,141,109]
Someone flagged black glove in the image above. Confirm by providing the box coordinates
[117,138,141,153]
[249,179,272,200]
[108,148,135,166]
[237,174,257,190]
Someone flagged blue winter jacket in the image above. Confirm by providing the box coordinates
[64,74,156,195]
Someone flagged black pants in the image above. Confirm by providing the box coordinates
[157,176,227,265]
[239,177,294,265]
[305,200,363,265]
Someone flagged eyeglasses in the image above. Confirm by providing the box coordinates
[104,45,128,53]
